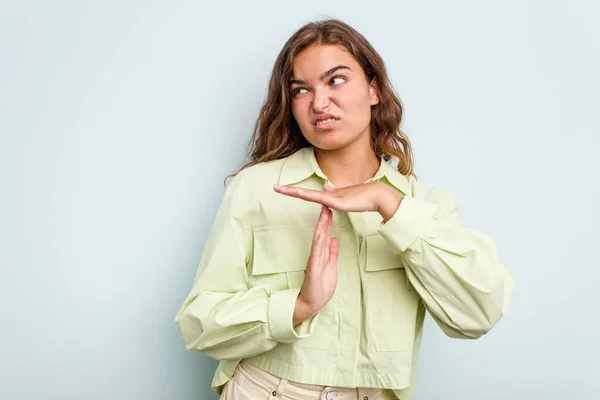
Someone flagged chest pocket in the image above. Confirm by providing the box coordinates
[250,225,312,290]
[250,225,335,349]
[364,234,421,352]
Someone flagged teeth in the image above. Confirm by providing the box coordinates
[315,118,337,125]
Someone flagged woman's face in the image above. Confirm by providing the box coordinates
[289,44,379,151]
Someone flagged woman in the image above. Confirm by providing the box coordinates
[176,18,514,400]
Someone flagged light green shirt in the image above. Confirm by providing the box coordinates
[175,146,515,400]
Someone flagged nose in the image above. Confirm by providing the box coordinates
[311,88,330,113]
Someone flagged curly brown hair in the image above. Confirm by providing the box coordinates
[226,18,414,183]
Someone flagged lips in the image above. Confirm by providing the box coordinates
[313,113,340,126]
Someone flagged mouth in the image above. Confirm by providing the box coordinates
[313,115,340,130]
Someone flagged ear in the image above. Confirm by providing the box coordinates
[369,79,379,106]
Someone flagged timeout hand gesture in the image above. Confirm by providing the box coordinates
[274,182,404,325]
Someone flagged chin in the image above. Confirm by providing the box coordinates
[308,138,352,152]
[304,129,361,152]
[305,132,347,151]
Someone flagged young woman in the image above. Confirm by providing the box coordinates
[176,18,514,400]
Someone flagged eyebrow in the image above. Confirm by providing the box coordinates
[289,65,351,86]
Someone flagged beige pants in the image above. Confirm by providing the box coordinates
[220,362,397,400]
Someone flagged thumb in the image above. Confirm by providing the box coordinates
[323,183,335,192]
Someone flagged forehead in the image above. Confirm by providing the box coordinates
[291,44,361,78]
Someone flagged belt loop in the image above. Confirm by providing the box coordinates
[270,377,288,398]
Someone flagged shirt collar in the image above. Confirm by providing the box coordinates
[278,146,411,196]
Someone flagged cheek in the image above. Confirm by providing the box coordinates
[337,81,368,106]
[291,100,310,126]
[341,89,372,121]
[354,87,373,109]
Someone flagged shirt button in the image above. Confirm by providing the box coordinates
[363,397,369,400]
[272,390,277,396]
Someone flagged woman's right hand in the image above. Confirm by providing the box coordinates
[293,204,340,326]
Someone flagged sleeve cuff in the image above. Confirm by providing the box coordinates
[268,288,319,344]
[378,195,439,253]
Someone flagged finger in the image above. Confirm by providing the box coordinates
[325,207,333,258]
[328,237,340,270]
[313,211,331,271]
[323,184,335,192]
[309,230,325,271]
[327,207,333,237]
[274,185,331,206]
[315,227,327,252]
[320,208,331,266]
[312,205,328,244]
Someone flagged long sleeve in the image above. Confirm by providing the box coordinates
[377,188,515,339]
[175,175,319,360]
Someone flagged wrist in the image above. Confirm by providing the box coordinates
[377,183,404,222]
[293,296,318,326]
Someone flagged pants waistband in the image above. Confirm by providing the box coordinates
[235,362,396,399]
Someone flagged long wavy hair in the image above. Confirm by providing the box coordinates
[226,18,414,183]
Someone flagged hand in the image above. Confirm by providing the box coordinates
[274,181,404,222]
[293,204,340,326]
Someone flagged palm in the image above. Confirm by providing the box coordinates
[303,246,338,309]
[274,181,404,224]
[273,182,386,213]
[298,204,340,313]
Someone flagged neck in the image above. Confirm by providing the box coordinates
[314,137,380,188]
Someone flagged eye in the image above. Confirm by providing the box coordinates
[330,75,346,86]
[292,87,308,96]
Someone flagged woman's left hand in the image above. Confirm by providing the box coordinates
[273,181,404,222]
